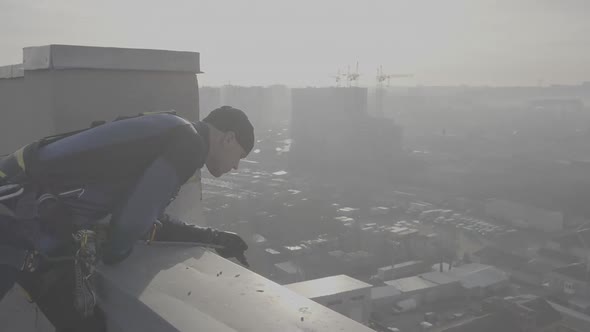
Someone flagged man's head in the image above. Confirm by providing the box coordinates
[202,106,254,177]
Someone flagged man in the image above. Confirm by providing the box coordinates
[0,106,254,331]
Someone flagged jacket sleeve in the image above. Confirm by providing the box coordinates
[101,124,204,265]
[101,156,181,264]
[153,214,218,243]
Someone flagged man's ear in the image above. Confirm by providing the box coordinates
[224,131,236,143]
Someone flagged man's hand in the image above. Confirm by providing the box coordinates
[154,216,250,267]
[213,231,249,266]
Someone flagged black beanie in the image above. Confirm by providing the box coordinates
[202,106,255,154]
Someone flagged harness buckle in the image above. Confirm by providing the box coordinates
[20,250,40,272]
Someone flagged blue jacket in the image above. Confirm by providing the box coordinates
[30,113,209,263]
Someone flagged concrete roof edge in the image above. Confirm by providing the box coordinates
[0,64,24,79]
[23,45,201,73]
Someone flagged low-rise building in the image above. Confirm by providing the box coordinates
[511,259,554,287]
[536,247,579,268]
[420,271,464,300]
[549,228,590,262]
[448,264,509,298]
[472,246,529,273]
[549,300,590,332]
[439,295,562,332]
[384,264,508,308]
[484,199,564,232]
[385,275,458,306]
[547,263,590,314]
[285,275,372,324]
[376,260,428,281]
[274,260,304,284]
[370,286,402,308]
[484,295,563,332]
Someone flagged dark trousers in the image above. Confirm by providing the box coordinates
[0,215,106,332]
[0,265,18,299]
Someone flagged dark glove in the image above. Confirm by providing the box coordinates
[212,231,249,266]
[154,215,249,266]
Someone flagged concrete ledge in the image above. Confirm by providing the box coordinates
[23,45,201,73]
[97,243,374,331]
[0,287,53,332]
[0,64,24,79]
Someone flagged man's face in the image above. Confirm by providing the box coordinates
[206,131,247,177]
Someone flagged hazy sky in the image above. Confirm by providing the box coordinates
[1,0,589,87]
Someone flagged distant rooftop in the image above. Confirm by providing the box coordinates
[537,247,578,264]
[518,296,563,328]
[496,295,562,329]
[379,260,423,271]
[275,260,300,274]
[387,263,507,292]
[23,44,201,73]
[285,275,371,299]
[447,264,508,289]
[421,271,460,285]
[553,228,590,250]
[552,263,590,283]
[442,295,561,332]
[514,258,554,275]
[549,300,590,332]
[265,248,281,255]
[473,246,529,270]
[0,64,23,79]
[385,276,437,293]
[1,45,202,82]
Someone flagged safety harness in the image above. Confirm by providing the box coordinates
[0,110,177,316]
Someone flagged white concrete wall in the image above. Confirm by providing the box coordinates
[1,45,201,149]
[0,64,53,155]
[0,73,27,154]
[50,69,199,132]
